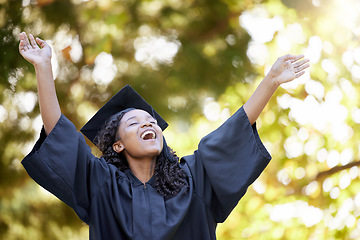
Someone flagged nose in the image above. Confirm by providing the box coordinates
[141,121,152,128]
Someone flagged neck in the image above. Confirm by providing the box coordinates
[127,157,156,184]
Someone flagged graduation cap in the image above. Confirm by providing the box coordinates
[80,84,168,145]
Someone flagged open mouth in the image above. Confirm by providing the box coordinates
[140,130,156,140]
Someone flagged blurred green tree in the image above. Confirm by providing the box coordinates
[2,0,360,239]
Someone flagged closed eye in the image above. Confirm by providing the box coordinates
[129,122,138,126]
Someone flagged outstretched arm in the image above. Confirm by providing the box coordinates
[19,32,61,135]
[243,54,310,125]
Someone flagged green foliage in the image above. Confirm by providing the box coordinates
[2,0,360,239]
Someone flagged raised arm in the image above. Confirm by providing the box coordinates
[19,32,61,135]
[243,54,310,125]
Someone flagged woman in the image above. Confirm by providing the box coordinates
[19,32,309,239]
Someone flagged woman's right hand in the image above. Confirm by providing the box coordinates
[19,32,52,66]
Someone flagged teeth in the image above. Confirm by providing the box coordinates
[141,130,156,140]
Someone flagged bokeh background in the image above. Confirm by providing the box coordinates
[1,0,360,239]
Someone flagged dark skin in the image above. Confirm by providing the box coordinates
[112,109,164,183]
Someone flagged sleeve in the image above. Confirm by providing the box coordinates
[21,114,110,223]
[188,106,271,223]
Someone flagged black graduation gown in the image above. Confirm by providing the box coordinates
[22,107,271,240]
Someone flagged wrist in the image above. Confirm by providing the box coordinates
[34,60,52,71]
[264,73,281,90]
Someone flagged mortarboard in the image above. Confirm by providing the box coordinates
[80,84,168,145]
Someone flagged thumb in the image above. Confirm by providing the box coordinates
[35,37,47,48]
[285,60,293,69]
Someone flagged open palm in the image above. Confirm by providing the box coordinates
[269,54,310,85]
[19,32,52,65]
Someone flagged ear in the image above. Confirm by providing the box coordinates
[112,141,124,153]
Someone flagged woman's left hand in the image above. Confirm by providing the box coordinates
[268,54,310,86]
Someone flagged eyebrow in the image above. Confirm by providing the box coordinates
[125,115,156,124]
[125,116,137,124]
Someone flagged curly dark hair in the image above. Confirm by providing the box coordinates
[94,108,188,198]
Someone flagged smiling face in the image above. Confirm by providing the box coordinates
[112,109,164,161]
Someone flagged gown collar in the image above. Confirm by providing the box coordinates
[125,169,156,188]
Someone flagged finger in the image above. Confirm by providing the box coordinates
[19,32,31,50]
[293,58,310,68]
[293,58,309,65]
[19,38,28,52]
[19,40,24,52]
[279,54,303,62]
[36,37,46,48]
[294,71,305,79]
[29,34,38,49]
[19,32,25,41]
[290,54,305,63]
[19,33,25,50]
[21,32,30,46]
[295,63,310,73]
[19,41,26,51]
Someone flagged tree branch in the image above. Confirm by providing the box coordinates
[315,160,360,181]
